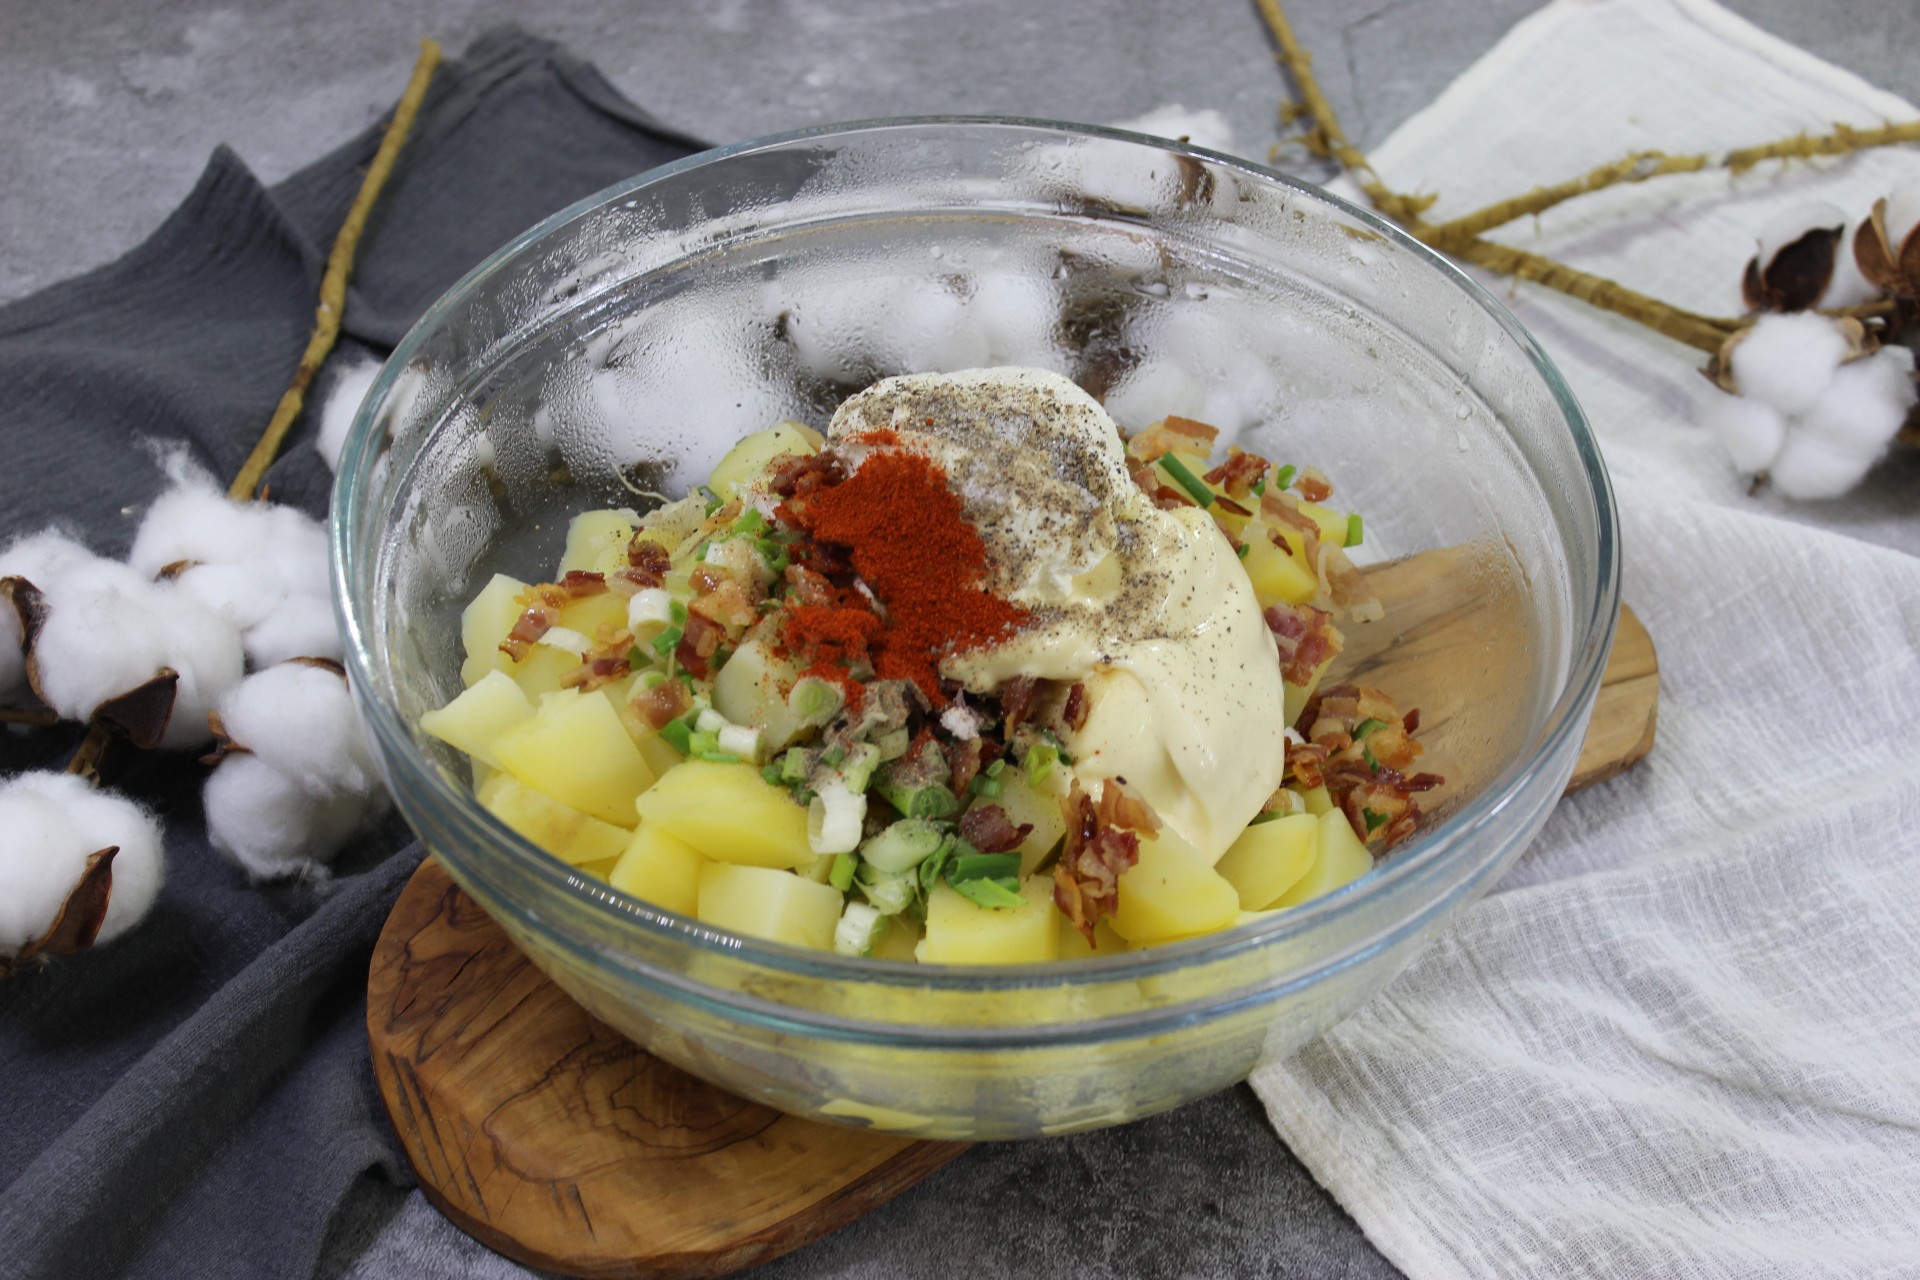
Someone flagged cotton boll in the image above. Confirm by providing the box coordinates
[1111,105,1236,156]
[0,530,99,588]
[887,279,991,374]
[203,751,371,881]
[217,663,377,797]
[27,559,183,722]
[0,772,164,957]
[1728,312,1850,415]
[1768,428,1879,500]
[970,273,1068,371]
[1885,177,1920,251]
[149,598,246,750]
[1754,201,1847,271]
[1102,358,1209,431]
[1796,347,1916,453]
[1701,392,1788,474]
[239,596,343,667]
[316,359,381,472]
[1821,239,1879,309]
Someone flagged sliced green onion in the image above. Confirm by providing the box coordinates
[985,757,1006,778]
[651,625,683,656]
[822,746,846,769]
[1025,741,1060,789]
[628,644,648,667]
[860,819,948,874]
[761,764,784,786]
[839,742,883,794]
[1345,512,1364,547]
[968,774,1002,799]
[710,645,732,673]
[833,900,886,955]
[1157,453,1214,508]
[918,837,964,896]
[951,877,1026,909]
[789,678,843,726]
[858,867,916,916]
[1353,719,1387,739]
[699,485,722,514]
[1362,808,1388,833]
[1236,543,1250,560]
[879,780,958,821]
[947,851,1020,883]
[1273,464,1297,490]
[694,749,742,764]
[829,852,859,892]
[873,726,911,762]
[731,508,768,537]
[660,719,692,754]
[689,729,721,756]
[1247,809,1282,826]
[1251,476,1267,496]
[669,598,688,625]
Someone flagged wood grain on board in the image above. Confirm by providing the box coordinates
[368,546,1659,1278]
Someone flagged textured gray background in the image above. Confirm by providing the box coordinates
[5,2,1914,1278]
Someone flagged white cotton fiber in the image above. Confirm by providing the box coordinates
[203,751,371,881]
[1111,105,1237,156]
[0,771,164,956]
[1103,358,1209,432]
[1754,201,1846,270]
[969,272,1068,371]
[1768,428,1879,501]
[1796,346,1916,452]
[216,662,377,797]
[316,359,382,472]
[1728,312,1849,415]
[0,530,98,587]
[128,453,340,666]
[1702,392,1787,474]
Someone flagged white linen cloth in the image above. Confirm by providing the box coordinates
[1250,2,1920,1276]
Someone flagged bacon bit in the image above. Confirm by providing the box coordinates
[998,676,1038,736]
[634,678,692,729]
[1204,450,1271,498]
[1212,494,1253,518]
[949,736,984,799]
[608,567,655,596]
[675,611,726,680]
[1052,781,1142,945]
[1286,740,1330,790]
[1263,602,1342,686]
[1269,529,1293,555]
[1095,776,1162,836]
[1211,513,1245,553]
[689,578,758,633]
[627,536,672,581]
[1295,467,1333,503]
[1404,708,1421,734]
[1062,682,1090,732]
[559,570,607,597]
[498,602,558,661]
[1130,463,1197,510]
[783,563,839,609]
[1127,415,1220,461]
[958,804,1032,854]
[560,655,630,692]
[1320,542,1384,623]
[1298,682,1439,853]
[689,565,728,596]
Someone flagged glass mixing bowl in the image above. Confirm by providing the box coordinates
[334,119,1617,1140]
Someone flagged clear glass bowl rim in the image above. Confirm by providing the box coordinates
[331,115,1620,998]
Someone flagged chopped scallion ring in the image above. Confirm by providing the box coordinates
[1157,453,1215,508]
[1345,512,1364,547]
[1273,464,1297,490]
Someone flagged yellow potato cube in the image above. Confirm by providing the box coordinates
[633,760,813,868]
[708,421,819,499]
[1240,520,1320,607]
[918,876,1059,965]
[559,590,629,644]
[510,642,581,701]
[1108,833,1240,944]
[1295,499,1351,547]
[982,771,1068,878]
[575,856,621,883]
[697,863,841,950]
[558,508,638,576]
[419,670,534,769]
[870,917,923,963]
[1055,910,1127,961]
[478,772,632,865]
[490,688,654,827]
[1283,656,1334,727]
[610,822,706,916]
[1273,810,1376,908]
[1214,813,1319,911]
[1297,784,1334,816]
[460,573,529,686]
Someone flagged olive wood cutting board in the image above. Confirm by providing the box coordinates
[368,555,1658,1280]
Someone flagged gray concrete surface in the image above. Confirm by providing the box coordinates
[5,2,1916,1278]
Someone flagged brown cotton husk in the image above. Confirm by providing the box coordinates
[92,669,180,750]
[0,846,118,978]
[1,575,50,657]
[286,655,349,679]
[1741,224,1843,313]
[1853,197,1920,297]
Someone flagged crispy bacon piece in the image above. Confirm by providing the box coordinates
[634,677,692,729]
[783,563,839,609]
[1052,781,1144,946]
[1062,682,1089,732]
[1130,463,1196,510]
[958,803,1033,854]
[559,570,607,597]
[675,610,727,681]
[1204,450,1271,498]
[949,735,984,800]
[1095,776,1162,837]
[1126,415,1220,461]
[1212,494,1253,518]
[1295,467,1333,503]
[998,676,1038,737]
[626,536,672,583]
[560,655,631,693]
[1262,602,1342,686]
[498,602,559,661]
[689,577,758,633]
[1285,740,1330,790]
[1296,682,1441,852]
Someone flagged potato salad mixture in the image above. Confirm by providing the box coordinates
[422,369,1439,963]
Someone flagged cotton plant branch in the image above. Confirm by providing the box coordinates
[1253,1,1917,355]
[227,38,442,501]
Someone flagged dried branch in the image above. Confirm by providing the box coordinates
[1425,120,1920,251]
[228,39,442,500]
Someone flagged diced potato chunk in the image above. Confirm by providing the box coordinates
[633,760,813,868]
[707,421,819,499]
[460,573,529,686]
[1055,910,1127,960]
[918,876,1059,965]
[983,771,1068,878]
[697,863,841,950]
[1241,520,1320,608]
[559,591,629,645]
[559,509,638,576]
[1108,833,1240,943]
[1284,655,1334,727]
[420,670,534,769]
[1298,784,1334,816]
[478,771,632,865]
[1295,499,1350,547]
[870,916,923,962]
[509,643,581,701]
[1272,810,1376,908]
[1214,813,1318,911]
[490,688,654,827]
[610,822,706,916]
[710,640,808,751]
[575,856,622,882]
